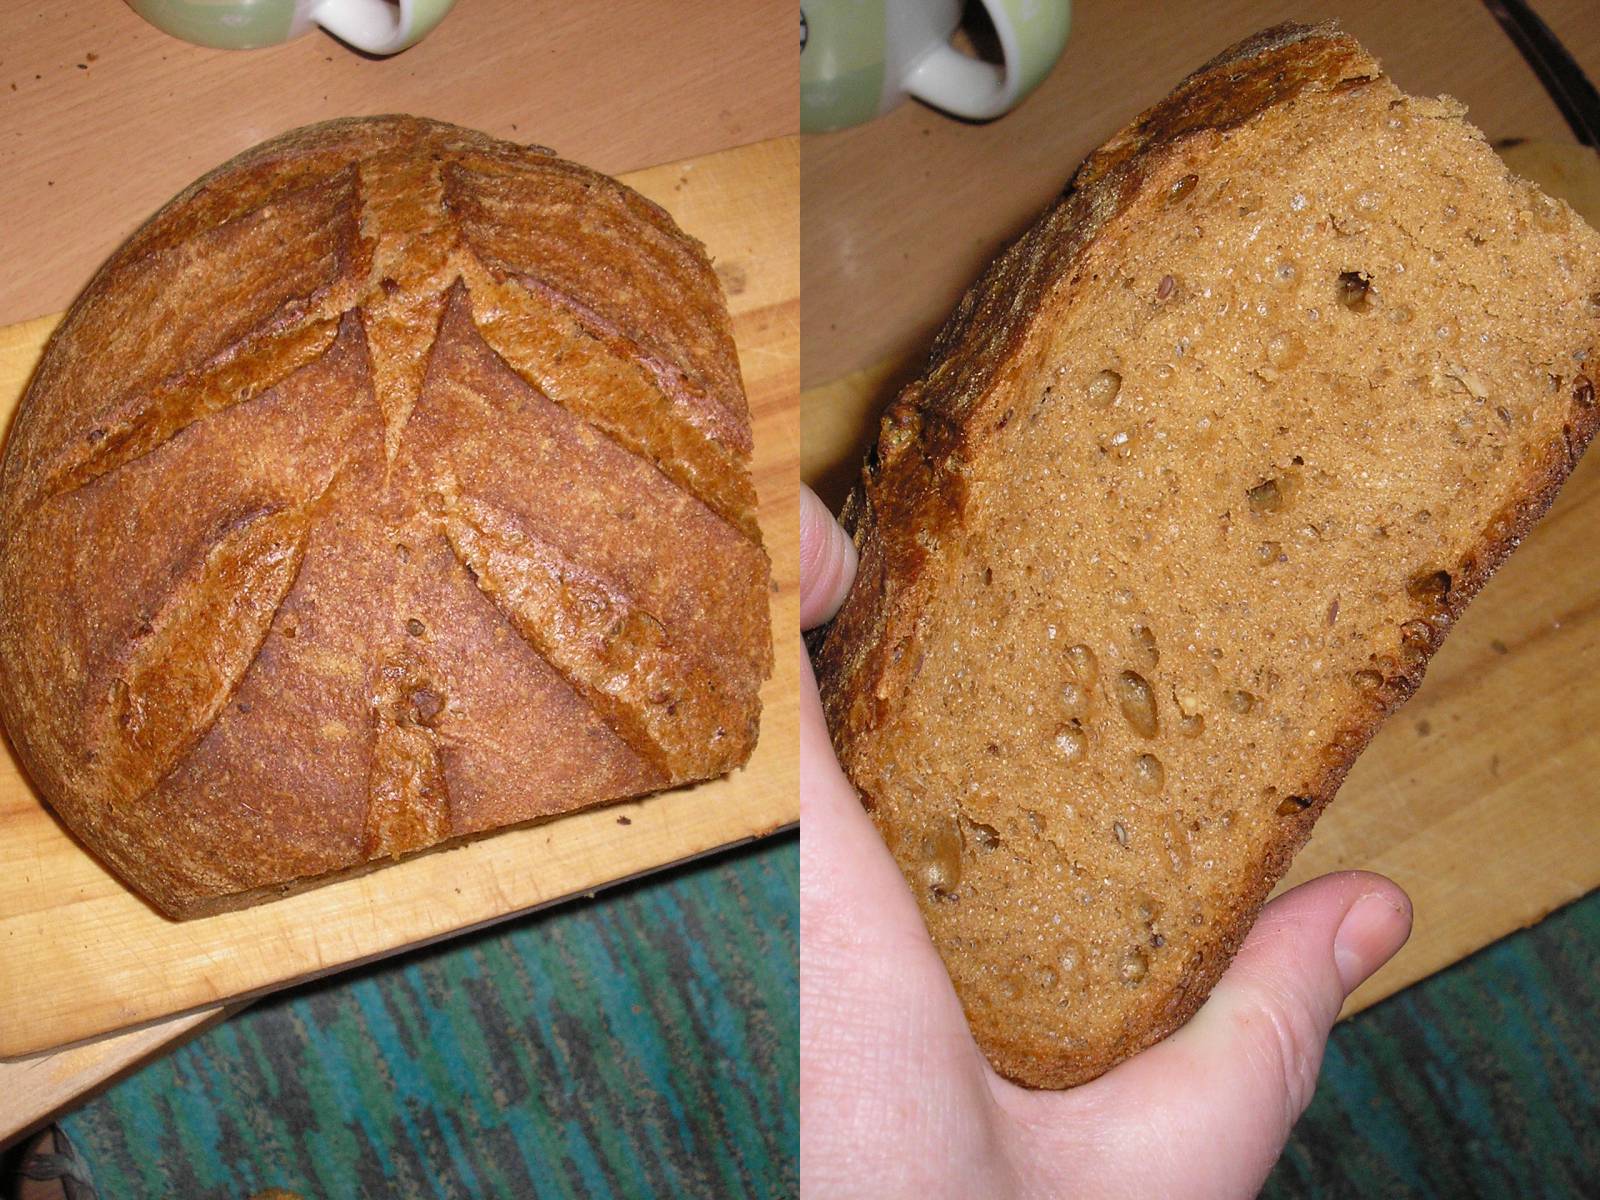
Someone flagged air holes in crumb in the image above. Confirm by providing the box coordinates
[1407,569,1451,604]
[1276,794,1313,816]
[1133,753,1165,794]
[1054,721,1088,764]
[1337,270,1373,312]
[967,819,1001,852]
[1121,949,1149,984]
[1131,625,1159,669]
[1168,173,1199,204]
[921,820,963,897]
[1247,478,1283,513]
[1116,671,1159,738]
[1066,644,1099,686]
[1533,196,1567,232]
[1086,369,1122,408]
[1266,332,1305,369]
[1135,891,1163,923]
[1400,620,1435,656]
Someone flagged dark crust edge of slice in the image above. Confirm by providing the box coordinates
[811,20,1600,1089]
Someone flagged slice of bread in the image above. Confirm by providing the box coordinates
[814,23,1600,1088]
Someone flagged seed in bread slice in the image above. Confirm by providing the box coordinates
[814,22,1600,1089]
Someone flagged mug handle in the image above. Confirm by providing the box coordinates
[904,0,1071,121]
[310,0,455,55]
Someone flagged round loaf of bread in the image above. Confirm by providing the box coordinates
[0,116,771,919]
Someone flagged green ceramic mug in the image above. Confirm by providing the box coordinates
[802,0,1071,132]
[126,0,456,53]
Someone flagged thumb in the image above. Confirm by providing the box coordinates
[1066,871,1411,1198]
[800,484,857,629]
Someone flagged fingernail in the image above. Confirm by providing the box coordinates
[1333,892,1411,993]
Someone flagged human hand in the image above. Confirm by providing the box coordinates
[798,484,1413,1199]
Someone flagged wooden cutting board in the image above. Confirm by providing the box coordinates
[803,144,1600,1021]
[0,135,799,1059]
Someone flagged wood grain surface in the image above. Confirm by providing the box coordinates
[801,0,1600,387]
[802,138,1600,1022]
[0,134,799,1062]
[0,1006,235,1150]
[0,0,793,328]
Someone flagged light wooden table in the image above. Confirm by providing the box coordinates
[0,0,794,1148]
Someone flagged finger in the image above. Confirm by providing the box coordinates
[800,484,857,629]
[801,650,1000,1186]
[1002,871,1411,1199]
[800,650,954,984]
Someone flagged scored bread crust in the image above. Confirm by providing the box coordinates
[0,116,772,919]
[815,23,1600,1087]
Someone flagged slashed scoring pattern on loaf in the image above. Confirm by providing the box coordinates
[0,117,771,917]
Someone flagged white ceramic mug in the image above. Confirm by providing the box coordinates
[127,0,456,54]
[802,0,1072,132]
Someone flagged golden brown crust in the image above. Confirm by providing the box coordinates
[816,25,1600,1087]
[0,116,771,919]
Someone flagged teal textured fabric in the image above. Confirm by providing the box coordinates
[1265,888,1600,1198]
[56,835,798,1199]
[40,848,1600,1196]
